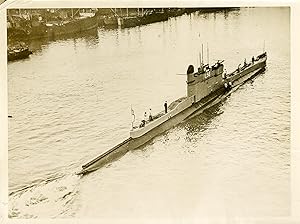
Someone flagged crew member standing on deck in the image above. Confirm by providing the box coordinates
[144,112,147,121]
[164,101,168,114]
[149,108,153,121]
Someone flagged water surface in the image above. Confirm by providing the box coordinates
[8,7,290,218]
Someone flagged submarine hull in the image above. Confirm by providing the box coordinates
[78,54,267,175]
[78,87,226,175]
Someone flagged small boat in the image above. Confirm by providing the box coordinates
[7,46,32,61]
[78,50,267,175]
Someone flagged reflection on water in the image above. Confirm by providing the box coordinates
[8,7,290,218]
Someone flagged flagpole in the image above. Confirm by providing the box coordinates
[131,105,135,130]
[207,42,209,66]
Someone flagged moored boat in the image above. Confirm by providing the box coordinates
[7,45,32,61]
[139,10,169,25]
[46,14,98,38]
[7,13,98,41]
[78,50,267,175]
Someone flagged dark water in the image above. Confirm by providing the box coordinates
[8,7,290,218]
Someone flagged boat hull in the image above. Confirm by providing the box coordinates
[47,16,98,38]
[7,48,32,61]
[8,16,98,41]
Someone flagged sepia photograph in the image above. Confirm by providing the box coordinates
[0,0,299,222]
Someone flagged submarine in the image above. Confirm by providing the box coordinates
[77,50,267,175]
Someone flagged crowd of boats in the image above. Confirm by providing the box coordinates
[7,8,238,61]
[8,8,236,40]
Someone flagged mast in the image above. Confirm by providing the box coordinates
[263,40,265,53]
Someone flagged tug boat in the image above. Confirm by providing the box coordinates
[78,51,267,175]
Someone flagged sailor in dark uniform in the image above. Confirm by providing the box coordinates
[164,101,168,113]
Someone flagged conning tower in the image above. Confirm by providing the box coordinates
[186,60,225,103]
